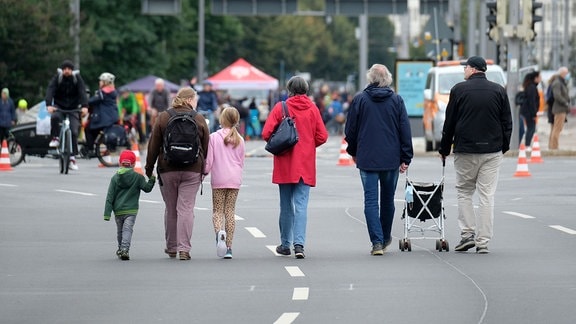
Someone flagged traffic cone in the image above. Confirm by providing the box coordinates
[337,138,355,166]
[0,140,13,171]
[131,142,143,174]
[528,134,543,163]
[513,143,531,177]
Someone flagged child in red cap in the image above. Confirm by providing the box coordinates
[104,150,156,260]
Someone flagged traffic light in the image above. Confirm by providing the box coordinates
[486,0,507,41]
[523,0,543,41]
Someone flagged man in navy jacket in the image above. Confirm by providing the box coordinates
[345,63,414,256]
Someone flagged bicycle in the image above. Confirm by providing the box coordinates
[6,131,24,167]
[53,108,83,174]
[93,122,136,168]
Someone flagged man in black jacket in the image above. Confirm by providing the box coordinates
[46,60,88,170]
[439,56,512,254]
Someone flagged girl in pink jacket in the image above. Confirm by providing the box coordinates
[205,107,245,259]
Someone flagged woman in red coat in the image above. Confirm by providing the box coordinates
[262,76,328,259]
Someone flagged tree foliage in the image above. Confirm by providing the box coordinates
[1,0,397,103]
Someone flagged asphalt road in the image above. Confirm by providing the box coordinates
[1,138,575,324]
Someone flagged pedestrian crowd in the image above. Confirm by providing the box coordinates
[2,57,573,261]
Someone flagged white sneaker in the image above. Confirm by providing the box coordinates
[69,159,79,171]
[216,230,227,258]
[49,138,60,148]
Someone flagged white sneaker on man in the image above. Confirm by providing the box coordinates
[69,158,79,171]
[49,137,60,148]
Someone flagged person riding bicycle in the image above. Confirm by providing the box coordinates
[46,60,88,170]
[85,72,120,156]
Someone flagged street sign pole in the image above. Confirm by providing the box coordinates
[198,0,206,83]
[359,13,368,91]
[507,0,521,149]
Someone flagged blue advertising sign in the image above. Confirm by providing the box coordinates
[395,61,433,117]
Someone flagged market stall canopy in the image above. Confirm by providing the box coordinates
[119,75,181,93]
[206,58,279,90]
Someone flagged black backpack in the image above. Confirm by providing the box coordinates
[163,109,201,166]
[515,91,526,106]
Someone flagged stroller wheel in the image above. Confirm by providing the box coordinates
[399,239,405,251]
[435,240,441,251]
[406,239,412,252]
[442,240,449,252]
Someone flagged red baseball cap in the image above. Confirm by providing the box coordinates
[119,150,136,166]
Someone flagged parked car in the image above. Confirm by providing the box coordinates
[422,60,507,151]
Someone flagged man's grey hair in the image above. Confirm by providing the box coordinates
[286,76,309,95]
[367,64,393,87]
[558,66,569,77]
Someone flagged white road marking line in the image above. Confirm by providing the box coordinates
[0,183,17,187]
[292,287,309,300]
[139,199,162,204]
[55,189,96,196]
[273,313,300,324]
[503,211,535,219]
[194,207,209,211]
[349,283,354,291]
[549,225,576,235]
[285,266,305,277]
[245,227,266,238]
[234,215,244,221]
[511,198,523,201]
[249,285,255,292]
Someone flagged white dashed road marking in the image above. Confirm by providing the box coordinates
[266,245,281,255]
[234,215,244,221]
[0,183,17,187]
[549,225,576,235]
[292,287,309,301]
[285,266,305,277]
[55,189,96,196]
[503,211,535,219]
[273,313,300,324]
[245,227,266,238]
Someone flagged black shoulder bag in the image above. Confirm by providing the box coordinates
[265,101,299,155]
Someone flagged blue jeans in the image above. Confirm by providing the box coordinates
[278,180,310,248]
[360,169,399,245]
[198,110,216,133]
[115,214,136,251]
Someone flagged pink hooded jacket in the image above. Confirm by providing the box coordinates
[204,128,245,189]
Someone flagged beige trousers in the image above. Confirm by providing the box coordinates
[549,112,567,150]
[454,152,503,248]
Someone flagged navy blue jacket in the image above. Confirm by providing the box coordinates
[197,90,218,112]
[88,86,119,130]
[0,97,16,128]
[345,84,413,171]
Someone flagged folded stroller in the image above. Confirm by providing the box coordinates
[399,162,448,252]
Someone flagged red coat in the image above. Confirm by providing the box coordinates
[262,95,328,186]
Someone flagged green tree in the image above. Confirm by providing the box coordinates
[0,0,75,102]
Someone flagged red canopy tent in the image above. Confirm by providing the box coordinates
[206,58,279,90]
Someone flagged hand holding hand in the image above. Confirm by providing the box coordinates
[81,107,88,116]
[47,106,56,114]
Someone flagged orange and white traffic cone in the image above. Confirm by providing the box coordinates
[132,142,143,174]
[513,143,531,177]
[337,138,355,166]
[528,134,543,163]
[0,140,13,171]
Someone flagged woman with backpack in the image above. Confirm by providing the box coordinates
[145,87,210,260]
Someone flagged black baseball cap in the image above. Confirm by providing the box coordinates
[460,56,487,72]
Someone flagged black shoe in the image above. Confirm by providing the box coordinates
[371,243,384,256]
[294,244,305,259]
[276,245,291,256]
[120,250,130,261]
[454,237,475,252]
[476,246,490,254]
[116,249,122,259]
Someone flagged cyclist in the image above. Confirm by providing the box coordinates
[46,60,88,171]
[86,72,120,156]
